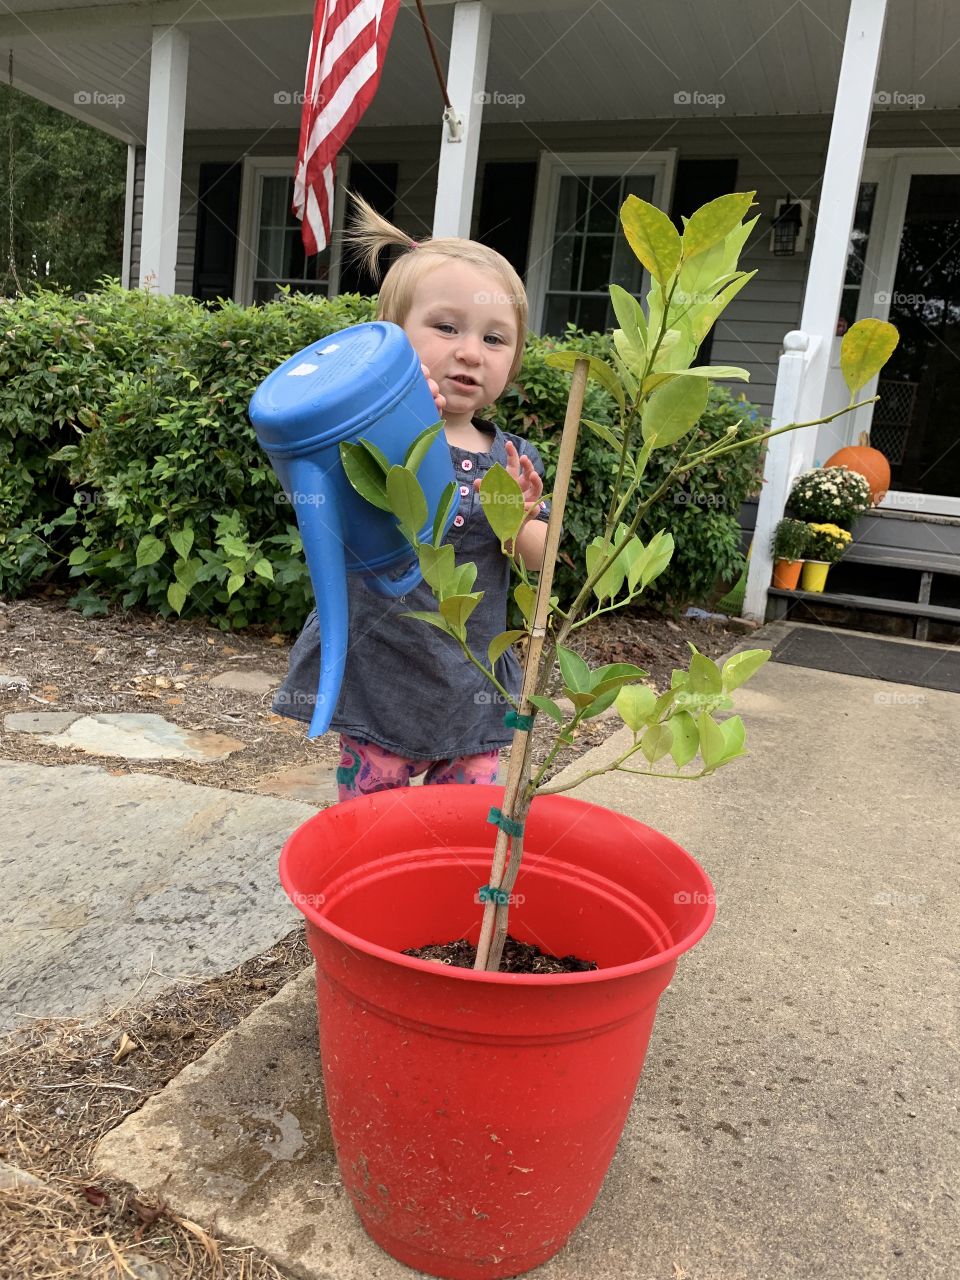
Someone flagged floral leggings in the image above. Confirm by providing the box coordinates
[336,733,500,802]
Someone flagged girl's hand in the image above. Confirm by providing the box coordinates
[474,440,544,519]
[421,362,446,417]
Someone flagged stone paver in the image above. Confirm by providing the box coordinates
[4,711,245,762]
[208,669,279,695]
[94,651,960,1280]
[0,760,313,1028]
[254,764,338,806]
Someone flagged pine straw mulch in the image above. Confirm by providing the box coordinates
[0,592,752,788]
[0,927,311,1280]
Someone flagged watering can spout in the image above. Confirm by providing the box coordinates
[280,458,348,738]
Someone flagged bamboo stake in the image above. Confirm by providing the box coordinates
[473,357,590,972]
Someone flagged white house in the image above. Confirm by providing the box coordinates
[4,0,959,631]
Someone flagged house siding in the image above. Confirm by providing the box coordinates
[130,110,960,414]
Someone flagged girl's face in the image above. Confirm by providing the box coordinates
[402,260,520,424]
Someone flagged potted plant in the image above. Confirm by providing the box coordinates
[800,521,853,591]
[787,463,872,527]
[278,193,897,1280]
[771,517,810,589]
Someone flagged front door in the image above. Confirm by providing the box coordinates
[850,153,960,514]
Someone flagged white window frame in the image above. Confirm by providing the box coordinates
[845,148,960,516]
[233,154,350,306]
[525,150,678,335]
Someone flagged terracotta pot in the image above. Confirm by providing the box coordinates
[280,784,716,1280]
[772,558,803,590]
[801,559,830,592]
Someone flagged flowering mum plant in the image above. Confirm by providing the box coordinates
[772,517,811,561]
[806,522,853,563]
[788,465,871,526]
[342,191,898,972]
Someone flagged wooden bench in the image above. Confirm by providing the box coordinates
[767,545,960,638]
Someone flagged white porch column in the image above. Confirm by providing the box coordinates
[140,26,189,293]
[743,0,888,620]
[121,142,136,289]
[432,2,491,238]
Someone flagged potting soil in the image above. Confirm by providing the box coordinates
[403,934,598,974]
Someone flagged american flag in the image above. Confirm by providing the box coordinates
[293,0,401,256]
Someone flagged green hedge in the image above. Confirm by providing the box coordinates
[0,284,765,629]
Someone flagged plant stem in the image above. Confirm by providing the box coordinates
[473,357,590,973]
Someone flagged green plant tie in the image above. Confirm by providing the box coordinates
[504,710,535,731]
[487,806,525,838]
[478,884,511,906]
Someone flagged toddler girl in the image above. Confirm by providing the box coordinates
[272,193,550,801]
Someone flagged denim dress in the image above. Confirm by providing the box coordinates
[271,418,551,760]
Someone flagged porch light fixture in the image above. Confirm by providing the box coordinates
[770,197,806,256]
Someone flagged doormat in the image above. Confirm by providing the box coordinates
[771,628,960,693]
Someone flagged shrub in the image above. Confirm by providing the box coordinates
[0,293,766,627]
[772,517,810,561]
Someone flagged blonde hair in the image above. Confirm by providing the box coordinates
[342,191,528,383]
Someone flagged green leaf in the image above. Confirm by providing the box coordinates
[478,463,526,548]
[544,350,625,412]
[402,420,444,473]
[719,715,746,761]
[669,710,700,767]
[339,442,391,512]
[167,581,188,614]
[589,662,649,695]
[585,536,626,601]
[641,722,674,763]
[609,282,647,350]
[135,534,165,569]
[581,686,623,719]
[621,195,682,285]
[452,561,478,594]
[488,629,526,665]
[514,582,537,624]
[643,364,750,396]
[174,556,201,591]
[386,465,428,538]
[169,527,194,560]
[681,192,756,259]
[529,695,567,725]
[68,547,90,566]
[697,712,726,769]
[226,572,245,598]
[402,609,457,638]
[840,318,899,397]
[642,375,710,449]
[721,648,771,691]
[557,644,591,694]
[686,271,757,346]
[252,558,274,581]
[582,417,624,455]
[689,652,723,694]
[438,592,482,632]
[359,438,391,473]
[616,683,658,730]
[432,480,459,547]
[418,541,457,595]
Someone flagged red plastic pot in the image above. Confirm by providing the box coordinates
[280,784,715,1280]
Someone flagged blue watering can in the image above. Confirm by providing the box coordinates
[249,321,458,738]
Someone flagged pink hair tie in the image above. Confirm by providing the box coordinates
[409,240,420,248]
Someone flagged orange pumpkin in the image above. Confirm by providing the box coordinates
[824,432,891,505]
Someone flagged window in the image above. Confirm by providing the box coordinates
[234,155,349,305]
[526,152,676,335]
[838,181,879,331]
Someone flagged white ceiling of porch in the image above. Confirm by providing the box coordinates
[3,0,959,141]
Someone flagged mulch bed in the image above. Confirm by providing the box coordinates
[0,591,751,788]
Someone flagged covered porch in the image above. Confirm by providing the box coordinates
[4,0,960,619]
